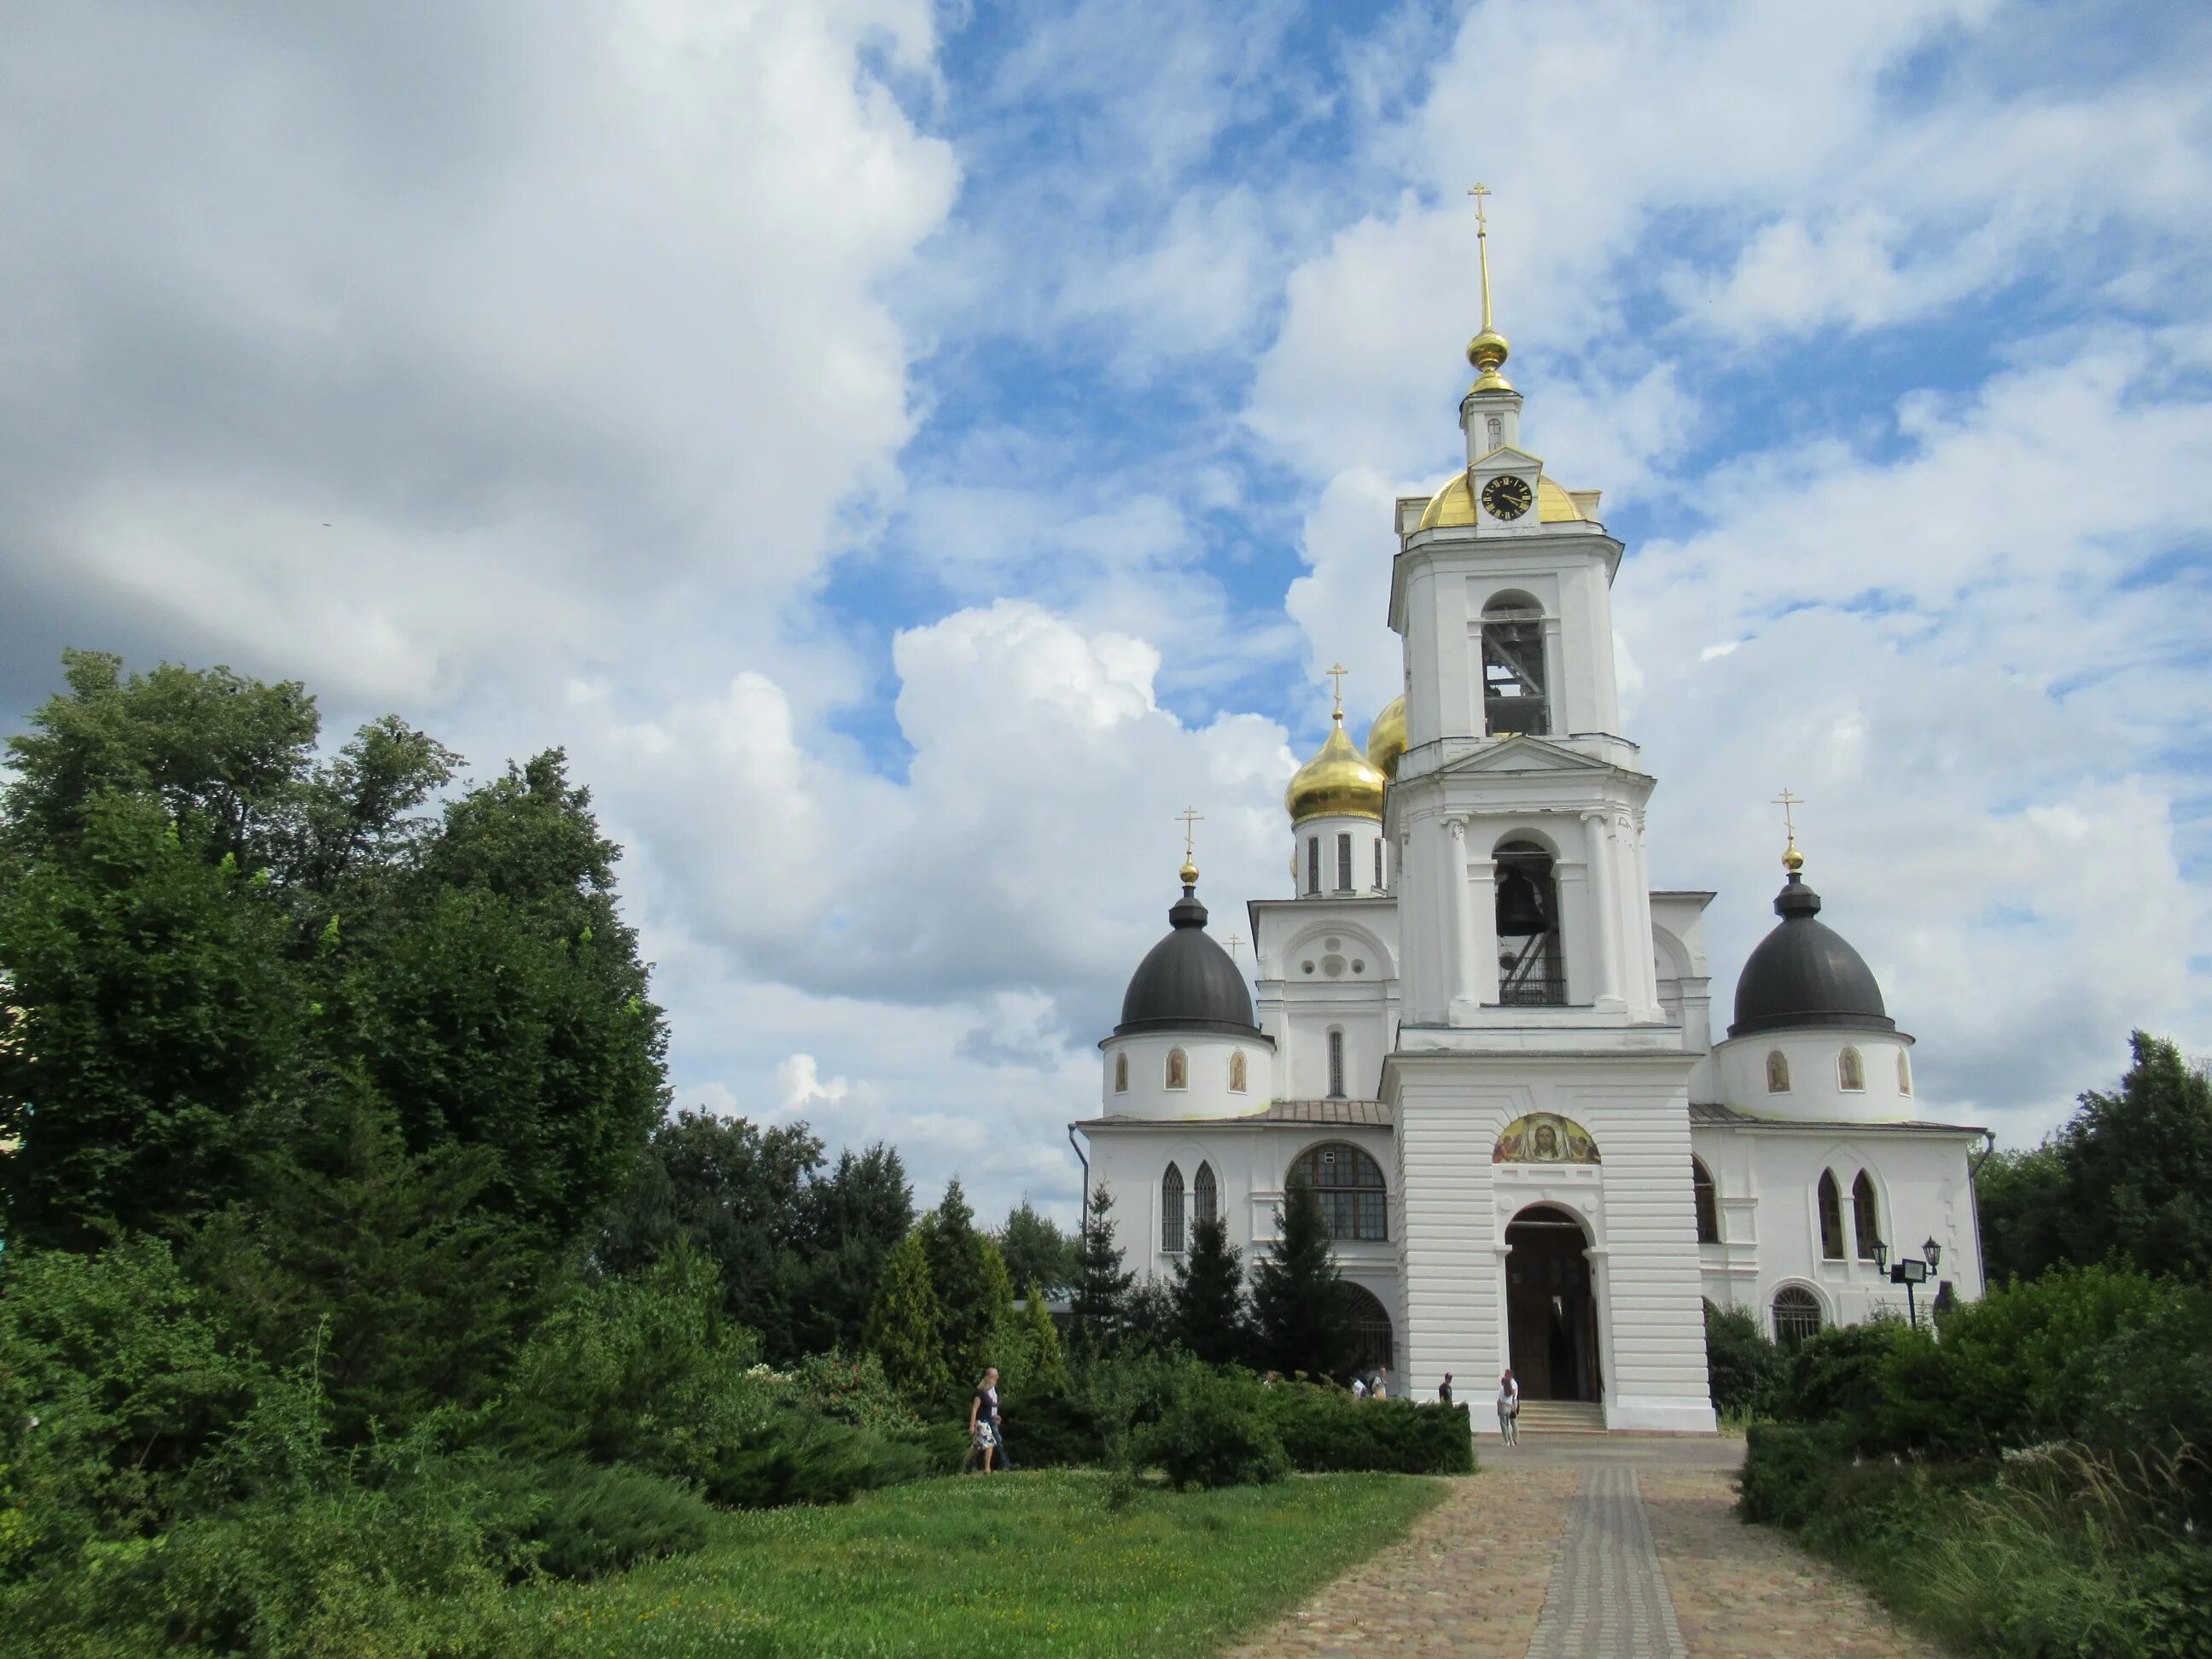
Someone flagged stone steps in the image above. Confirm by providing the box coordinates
[1512,1400,1607,1434]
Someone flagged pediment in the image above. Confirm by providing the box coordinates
[1470,444,1541,470]
[1437,735,1615,775]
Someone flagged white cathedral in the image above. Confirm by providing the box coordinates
[1068,216,1988,1432]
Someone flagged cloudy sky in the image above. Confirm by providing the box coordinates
[5,0,2209,1223]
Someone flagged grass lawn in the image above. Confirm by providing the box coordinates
[518,1470,1449,1657]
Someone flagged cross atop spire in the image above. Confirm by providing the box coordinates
[1464,182,1512,393]
[1324,661,1348,718]
[1772,788,1806,874]
[1174,805,1203,888]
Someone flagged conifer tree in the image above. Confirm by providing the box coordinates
[1250,1170,1355,1380]
[919,1178,997,1384]
[1070,1183,1135,1348]
[1171,1215,1249,1366]
[1020,1276,1070,1395]
[968,1235,1019,1388]
[864,1230,948,1401]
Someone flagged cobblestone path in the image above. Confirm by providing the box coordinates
[1221,1449,1955,1658]
[1525,1465,1687,1657]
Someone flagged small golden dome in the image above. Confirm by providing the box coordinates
[1179,859,1201,888]
[1285,711,1387,825]
[1365,695,1406,781]
[1416,472,1586,533]
[1466,328,1512,392]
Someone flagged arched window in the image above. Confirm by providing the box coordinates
[1326,1028,1346,1098]
[1838,1047,1865,1091]
[1897,1050,1912,1096]
[1193,1162,1217,1226]
[1766,1050,1790,1092]
[1161,1163,1185,1253]
[1373,838,1385,891]
[1228,1051,1248,1093]
[1344,1282,1394,1368]
[1165,1048,1187,1090]
[1336,832,1353,892]
[1773,1285,1823,1348]
[1817,1169,1844,1260]
[1494,840,1563,1005]
[1481,594,1548,736]
[1292,1142,1387,1241]
[1692,1157,1720,1244]
[1114,1052,1128,1093]
[1852,1171,1880,1260]
[1306,836,1320,896]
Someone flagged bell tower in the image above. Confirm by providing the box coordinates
[1379,187,1714,1434]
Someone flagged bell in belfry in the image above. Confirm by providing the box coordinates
[1495,866,1548,936]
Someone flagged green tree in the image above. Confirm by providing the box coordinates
[1250,1171,1355,1380]
[998,1200,1078,1295]
[1019,1278,1070,1395]
[864,1231,949,1402]
[1069,1183,1135,1349]
[1976,1142,2069,1284]
[784,1144,913,1357]
[918,1179,995,1383]
[1171,1216,1250,1366]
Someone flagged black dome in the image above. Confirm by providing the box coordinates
[1728,873,1895,1039]
[1115,883,1260,1037]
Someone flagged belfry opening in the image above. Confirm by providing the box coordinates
[1504,1204,1601,1403]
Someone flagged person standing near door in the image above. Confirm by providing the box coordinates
[1496,1367,1520,1445]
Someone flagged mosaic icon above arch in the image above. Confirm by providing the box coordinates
[1492,1111,1600,1166]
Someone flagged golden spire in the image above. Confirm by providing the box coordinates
[1773,789,1805,874]
[1465,183,1512,393]
[1175,805,1203,887]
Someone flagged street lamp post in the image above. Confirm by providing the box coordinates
[1878,1235,1944,1330]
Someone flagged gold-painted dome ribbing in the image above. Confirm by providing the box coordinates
[1285,711,1387,825]
[1365,695,1406,781]
[1416,472,1587,532]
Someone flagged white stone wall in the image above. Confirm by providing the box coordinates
[1694,1122,1986,1336]
[1289,812,1390,899]
[1712,1030,1919,1123]
[1097,1029,1274,1120]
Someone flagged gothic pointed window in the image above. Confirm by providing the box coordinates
[1773,1285,1823,1348]
[1766,1050,1790,1093]
[1165,1048,1187,1090]
[1229,1051,1248,1093]
[1193,1161,1217,1226]
[1852,1171,1880,1260]
[1114,1051,1128,1093]
[1161,1162,1185,1253]
[1306,836,1321,895]
[1692,1157,1720,1244]
[1293,1142,1387,1242]
[1481,593,1548,736]
[1326,1028,1346,1098]
[1817,1169,1845,1260]
[1336,833,1353,892]
[1897,1050,1912,1096]
[1838,1047,1866,1091]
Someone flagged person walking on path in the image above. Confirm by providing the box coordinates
[966,1367,1005,1473]
[1437,1372,1454,1406]
[1350,1375,1367,1400]
[1496,1368,1520,1445]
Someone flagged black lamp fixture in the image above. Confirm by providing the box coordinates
[1924,1236,1942,1271]
[1886,1231,1945,1330]
[1872,1238,1889,1273]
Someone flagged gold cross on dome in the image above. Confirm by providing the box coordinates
[1324,662,1348,713]
[1175,805,1204,862]
[1467,181,1491,233]
[1773,789,1806,872]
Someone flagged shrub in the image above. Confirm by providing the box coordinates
[1264,1381,1476,1475]
[792,1348,917,1433]
[463,1457,714,1581]
[1765,1318,1912,1431]
[1143,1364,1287,1490]
[1703,1301,1780,1417]
[703,1414,939,1509]
[1005,1388,1105,1470]
[1737,1421,1851,1528]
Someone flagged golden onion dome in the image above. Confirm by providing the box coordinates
[1365,695,1406,780]
[1416,472,1588,533]
[1285,711,1387,825]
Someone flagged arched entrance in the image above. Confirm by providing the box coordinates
[1504,1204,1601,1402]
[1343,1283,1394,1371]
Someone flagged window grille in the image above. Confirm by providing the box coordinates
[1373,838,1384,890]
[1817,1170,1845,1260]
[1161,1163,1185,1252]
[1192,1162,1217,1226]
[1293,1142,1388,1242]
[1326,1028,1345,1098]
[1336,833,1353,891]
[1307,836,1320,895]
[1773,1285,1822,1348]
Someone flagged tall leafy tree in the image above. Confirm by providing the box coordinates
[998,1200,1078,1296]
[785,1144,914,1357]
[1069,1183,1135,1349]
[1250,1171,1356,1380]
[918,1179,997,1384]
[865,1230,949,1402]
[1171,1216,1250,1366]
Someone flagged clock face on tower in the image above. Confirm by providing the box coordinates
[1481,474,1534,521]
